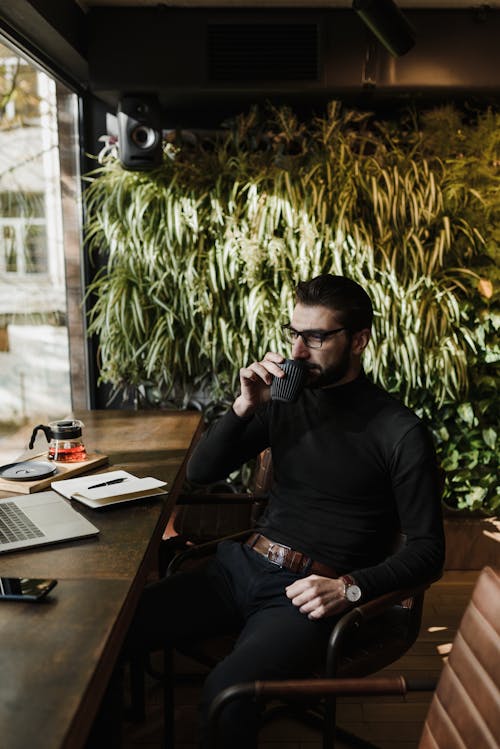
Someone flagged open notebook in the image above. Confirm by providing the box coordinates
[51,470,168,509]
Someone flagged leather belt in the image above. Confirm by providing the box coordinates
[245,533,339,578]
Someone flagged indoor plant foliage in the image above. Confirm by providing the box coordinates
[85,102,498,513]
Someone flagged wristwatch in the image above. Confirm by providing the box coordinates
[341,574,362,603]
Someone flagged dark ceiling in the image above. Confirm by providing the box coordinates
[1,0,499,124]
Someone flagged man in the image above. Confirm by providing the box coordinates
[130,274,445,748]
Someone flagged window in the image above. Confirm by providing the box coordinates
[0,39,79,435]
[0,193,47,275]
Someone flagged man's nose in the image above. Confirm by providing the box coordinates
[292,336,310,359]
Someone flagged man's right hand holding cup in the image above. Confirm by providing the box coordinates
[233,352,285,418]
[233,354,307,418]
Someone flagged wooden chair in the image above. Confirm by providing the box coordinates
[207,566,500,749]
[160,480,434,748]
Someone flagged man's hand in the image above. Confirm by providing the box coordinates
[285,575,351,620]
[233,352,285,418]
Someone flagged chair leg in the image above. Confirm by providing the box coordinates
[128,653,146,722]
[324,695,336,749]
[163,646,175,749]
[324,691,383,749]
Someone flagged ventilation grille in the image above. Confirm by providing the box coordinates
[207,24,319,82]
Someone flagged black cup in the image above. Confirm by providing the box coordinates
[271,359,307,403]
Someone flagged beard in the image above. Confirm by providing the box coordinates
[303,343,352,389]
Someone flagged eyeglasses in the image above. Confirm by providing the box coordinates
[281,324,347,349]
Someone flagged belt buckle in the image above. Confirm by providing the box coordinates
[267,542,291,568]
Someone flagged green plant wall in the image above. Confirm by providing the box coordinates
[85,102,499,514]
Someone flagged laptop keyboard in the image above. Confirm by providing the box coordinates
[0,502,45,544]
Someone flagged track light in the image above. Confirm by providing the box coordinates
[352,0,416,57]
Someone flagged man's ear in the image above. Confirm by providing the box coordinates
[351,328,371,355]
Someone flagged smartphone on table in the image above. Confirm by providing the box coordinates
[0,577,57,601]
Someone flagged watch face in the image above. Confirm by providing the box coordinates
[346,584,362,603]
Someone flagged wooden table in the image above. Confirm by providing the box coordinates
[0,409,203,749]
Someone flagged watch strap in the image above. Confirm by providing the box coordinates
[341,574,361,602]
[341,574,355,594]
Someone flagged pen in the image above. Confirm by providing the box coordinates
[88,477,129,489]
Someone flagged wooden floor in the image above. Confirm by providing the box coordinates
[121,571,479,749]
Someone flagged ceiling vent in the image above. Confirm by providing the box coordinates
[207,23,319,82]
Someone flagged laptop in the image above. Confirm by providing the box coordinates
[0,491,99,554]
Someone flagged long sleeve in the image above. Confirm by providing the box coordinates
[352,422,445,599]
[187,406,270,485]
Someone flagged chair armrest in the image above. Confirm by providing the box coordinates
[325,582,431,676]
[254,674,437,698]
[166,529,252,576]
[354,582,430,622]
[207,676,437,748]
[176,492,263,506]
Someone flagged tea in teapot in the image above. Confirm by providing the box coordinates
[29,419,87,462]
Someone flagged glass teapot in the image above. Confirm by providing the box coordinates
[29,419,87,462]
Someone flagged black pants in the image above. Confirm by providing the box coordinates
[128,539,336,748]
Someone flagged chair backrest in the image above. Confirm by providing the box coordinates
[172,449,273,543]
[251,448,273,495]
[419,566,500,749]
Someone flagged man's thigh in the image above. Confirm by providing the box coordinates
[129,557,244,653]
[202,601,333,706]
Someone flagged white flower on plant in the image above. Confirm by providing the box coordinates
[97,134,119,163]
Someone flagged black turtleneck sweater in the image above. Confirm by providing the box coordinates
[187,374,445,600]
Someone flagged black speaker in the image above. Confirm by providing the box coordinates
[117,95,162,171]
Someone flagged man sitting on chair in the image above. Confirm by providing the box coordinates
[129,274,445,748]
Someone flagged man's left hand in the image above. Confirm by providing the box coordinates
[285,575,351,619]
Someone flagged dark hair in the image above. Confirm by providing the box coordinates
[295,274,373,331]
